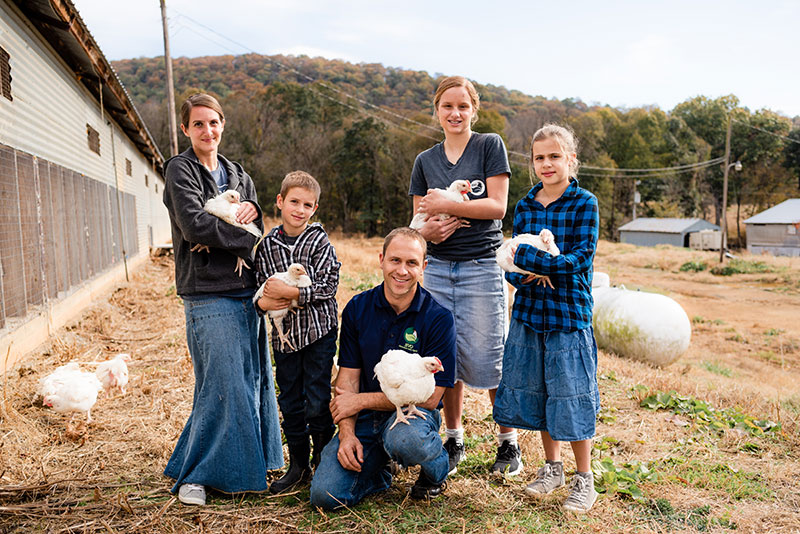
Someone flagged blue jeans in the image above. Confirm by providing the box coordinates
[164,295,284,493]
[309,409,449,510]
[423,256,507,389]
[273,328,337,443]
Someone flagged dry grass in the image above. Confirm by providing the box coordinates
[1,238,799,533]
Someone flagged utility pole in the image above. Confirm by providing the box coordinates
[719,115,732,263]
[160,0,178,157]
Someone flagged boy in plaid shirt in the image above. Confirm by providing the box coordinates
[254,171,340,494]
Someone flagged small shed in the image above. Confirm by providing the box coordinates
[743,199,800,257]
[618,218,720,248]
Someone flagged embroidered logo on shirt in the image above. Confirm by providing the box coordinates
[470,180,485,196]
[400,327,419,351]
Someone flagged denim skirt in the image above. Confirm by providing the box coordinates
[164,295,284,494]
[493,318,600,441]
[423,256,507,389]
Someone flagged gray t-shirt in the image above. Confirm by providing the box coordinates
[209,157,228,192]
[409,132,511,260]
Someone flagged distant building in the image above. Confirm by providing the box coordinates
[618,218,720,248]
[0,0,170,372]
[743,199,800,257]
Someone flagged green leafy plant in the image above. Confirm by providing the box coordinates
[640,390,781,437]
[592,456,657,501]
[680,260,708,272]
[711,258,774,276]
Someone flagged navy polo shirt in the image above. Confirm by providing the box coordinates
[339,283,456,400]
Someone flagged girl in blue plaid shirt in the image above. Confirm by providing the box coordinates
[493,124,601,513]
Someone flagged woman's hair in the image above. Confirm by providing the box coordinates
[180,93,225,128]
[433,76,480,125]
[530,123,581,178]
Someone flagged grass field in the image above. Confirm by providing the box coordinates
[1,234,798,533]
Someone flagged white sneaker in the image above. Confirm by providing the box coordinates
[178,483,206,505]
[562,474,597,513]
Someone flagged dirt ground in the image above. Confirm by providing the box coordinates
[0,237,798,533]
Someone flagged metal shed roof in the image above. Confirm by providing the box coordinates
[10,0,163,169]
[743,199,800,225]
[618,218,719,234]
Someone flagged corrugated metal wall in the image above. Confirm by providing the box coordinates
[747,224,800,257]
[0,142,138,329]
[619,231,685,248]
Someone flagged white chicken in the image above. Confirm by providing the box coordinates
[192,190,264,276]
[496,229,560,277]
[41,368,103,423]
[373,350,444,430]
[409,180,472,230]
[254,263,312,352]
[37,362,82,399]
[95,353,131,395]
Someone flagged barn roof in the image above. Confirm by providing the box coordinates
[618,218,719,234]
[743,199,800,225]
[10,0,163,169]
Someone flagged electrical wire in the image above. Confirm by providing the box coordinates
[732,118,800,145]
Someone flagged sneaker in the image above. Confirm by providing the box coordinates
[409,472,447,500]
[443,438,465,476]
[178,483,206,506]
[524,462,565,496]
[490,440,523,476]
[562,474,598,513]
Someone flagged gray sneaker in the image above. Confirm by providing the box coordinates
[524,462,565,496]
[178,483,206,506]
[562,474,598,513]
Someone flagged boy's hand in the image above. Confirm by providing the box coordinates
[263,278,301,301]
[257,294,291,311]
[235,201,258,224]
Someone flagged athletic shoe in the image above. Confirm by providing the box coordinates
[178,483,206,506]
[443,437,465,476]
[524,462,566,496]
[490,440,523,476]
[409,472,447,500]
[562,474,598,513]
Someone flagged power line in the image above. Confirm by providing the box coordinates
[171,12,444,137]
[732,118,800,145]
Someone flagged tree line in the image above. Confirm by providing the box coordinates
[114,54,800,244]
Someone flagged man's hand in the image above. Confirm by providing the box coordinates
[337,432,364,472]
[330,386,363,424]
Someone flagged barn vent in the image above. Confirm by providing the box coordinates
[125,158,132,176]
[87,124,100,155]
[0,46,11,101]
[145,174,149,188]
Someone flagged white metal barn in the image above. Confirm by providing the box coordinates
[0,0,170,372]
[618,218,720,248]
[743,199,800,257]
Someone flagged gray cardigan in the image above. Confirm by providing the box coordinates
[162,148,263,296]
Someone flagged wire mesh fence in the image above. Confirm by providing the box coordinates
[0,142,138,330]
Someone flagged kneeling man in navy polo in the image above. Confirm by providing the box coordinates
[310,227,456,510]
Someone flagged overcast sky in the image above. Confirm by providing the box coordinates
[71,0,800,118]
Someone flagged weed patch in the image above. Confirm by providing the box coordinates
[592,456,657,501]
[640,390,781,437]
[657,457,773,501]
[680,260,708,272]
[711,258,775,276]
[641,498,738,531]
[700,360,733,377]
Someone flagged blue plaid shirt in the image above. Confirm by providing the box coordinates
[507,179,599,333]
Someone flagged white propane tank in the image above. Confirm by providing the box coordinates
[591,273,691,367]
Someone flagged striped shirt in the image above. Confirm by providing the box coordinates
[507,179,599,332]
[254,222,340,352]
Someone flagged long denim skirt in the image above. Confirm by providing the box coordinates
[164,295,284,494]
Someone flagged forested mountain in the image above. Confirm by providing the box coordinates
[113,54,800,241]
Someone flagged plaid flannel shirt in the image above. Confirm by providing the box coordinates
[507,179,599,333]
[254,222,340,352]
